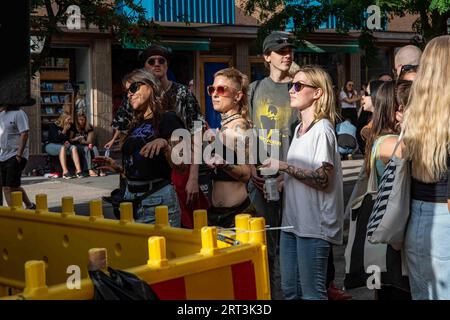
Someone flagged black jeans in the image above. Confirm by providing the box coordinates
[249,181,283,299]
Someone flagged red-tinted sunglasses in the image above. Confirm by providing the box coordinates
[207,85,237,96]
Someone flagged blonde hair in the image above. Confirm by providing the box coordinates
[214,67,251,123]
[288,61,300,77]
[296,65,338,125]
[403,35,450,183]
[55,112,72,127]
[75,113,93,132]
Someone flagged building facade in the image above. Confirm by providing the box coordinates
[26,1,419,159]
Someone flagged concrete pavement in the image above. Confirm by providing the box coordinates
[17,157,374,299]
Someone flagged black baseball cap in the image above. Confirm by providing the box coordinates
[263,31,295,54]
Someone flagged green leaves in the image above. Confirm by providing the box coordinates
[241,0,449,67]
[30,0,159,75]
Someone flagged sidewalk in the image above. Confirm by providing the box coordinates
[21,173,119,219]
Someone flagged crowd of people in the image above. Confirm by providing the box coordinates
[1,31,449,300]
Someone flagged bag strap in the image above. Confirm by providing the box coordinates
[389,129,404,159]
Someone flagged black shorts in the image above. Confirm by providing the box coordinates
[0,156,27,188]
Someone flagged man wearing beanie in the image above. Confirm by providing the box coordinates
[140,44,208,229]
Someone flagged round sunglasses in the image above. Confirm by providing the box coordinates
[146,57,167,66]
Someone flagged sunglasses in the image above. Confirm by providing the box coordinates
[207,85,237,96]
[127,82,145,94]
[288,81,317,93]
[146,57,167,66]
[400,64,418,74]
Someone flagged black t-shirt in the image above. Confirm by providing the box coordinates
[73,126,93,145]
[122,111,184,181]
[47,123,76,144]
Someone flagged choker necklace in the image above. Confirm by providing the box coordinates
[221,113,242,127]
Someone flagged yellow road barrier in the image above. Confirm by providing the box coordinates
[0,192,270,300]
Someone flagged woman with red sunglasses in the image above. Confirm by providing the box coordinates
[205,68,255,228]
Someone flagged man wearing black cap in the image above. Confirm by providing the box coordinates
[248,31,297,300]
[140,44,208,229]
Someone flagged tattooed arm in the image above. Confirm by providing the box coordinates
[281,161,334,191]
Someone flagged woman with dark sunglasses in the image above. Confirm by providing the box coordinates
[261,65,343,300]
[205,68,254,228]
[357,79,384,153]
[95,69,185,226]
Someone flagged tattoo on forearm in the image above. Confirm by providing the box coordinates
[222,164,235,171]
[284,162,333,190]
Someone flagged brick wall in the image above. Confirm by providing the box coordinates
[387,14,418,32]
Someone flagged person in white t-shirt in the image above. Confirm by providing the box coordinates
[0,106,35,208]
[261,65,344,300]
[339,80,359,126]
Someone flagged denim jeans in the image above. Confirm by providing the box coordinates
[404,200,450,300]
[124,184,181,227]
[280,231,331,300]
[45,143,76,156]
[248,180,283,299]
[76,144,99,171]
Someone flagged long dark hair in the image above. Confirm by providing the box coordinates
[368,80,384,106]
[364,81,400,174]
[122,69,163,138]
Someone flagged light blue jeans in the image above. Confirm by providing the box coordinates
[45,143,77,156]
[123,184,181,227]
[280,231,331,300]
[404,199,450,300]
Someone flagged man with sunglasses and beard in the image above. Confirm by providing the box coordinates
[247,31,298,300]
[139,45,208,229]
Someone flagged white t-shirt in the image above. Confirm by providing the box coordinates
[0,109,30,161]
[339,90,357,109]
[282,119,344,245]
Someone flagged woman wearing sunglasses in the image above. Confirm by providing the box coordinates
[95,69,185,226]
[261,65,343,300]
[357,79,384,152]
[205,68,254,228]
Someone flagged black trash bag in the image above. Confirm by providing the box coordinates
[89,267,159,300]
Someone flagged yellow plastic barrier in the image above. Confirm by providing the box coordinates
[0,192,270,300]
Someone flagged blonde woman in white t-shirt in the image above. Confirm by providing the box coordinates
[261,65,343,300]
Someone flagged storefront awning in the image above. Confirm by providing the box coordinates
[296,40,360,54]
[122,38,210,51]
[160,38,210,51]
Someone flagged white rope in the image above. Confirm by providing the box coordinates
[217,225,294,235]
